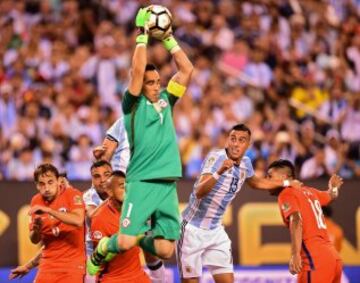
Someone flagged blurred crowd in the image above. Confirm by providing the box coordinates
[1,0,360,180]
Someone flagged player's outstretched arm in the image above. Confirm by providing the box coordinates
[327,174,343,200]
[247,175,303,190]
[29,205,84,227]
[289,212,303,275]
[128,8,151,96]
[93,138,118,161]
[9,247,43,279]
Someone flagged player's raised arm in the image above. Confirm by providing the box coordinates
[162,35,193,98]
[164,35,193,87]
[327,174,343,200]
[127,8,151,96]
[246,174,303,190]
[93,138,118,162]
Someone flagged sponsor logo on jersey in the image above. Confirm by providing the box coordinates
[158,99,168,108]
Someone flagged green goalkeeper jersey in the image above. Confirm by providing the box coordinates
[122,89,182,182]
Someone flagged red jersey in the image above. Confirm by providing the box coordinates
[278,186,341,271]
[30,187,86,274]
[91,199,150,283]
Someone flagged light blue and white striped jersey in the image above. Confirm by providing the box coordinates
[83,187,103,256]
[106,117,130,172]
[182,149,254,230]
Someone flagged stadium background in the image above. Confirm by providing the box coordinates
[0,0,360,282]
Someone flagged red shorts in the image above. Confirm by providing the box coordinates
[298,259,342,283]
[34,271,85,283]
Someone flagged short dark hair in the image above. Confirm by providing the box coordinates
[231,124,251,137]
[145,63,157,72]
[322,206,333,217]
[112,170,126,178]
[90,160,112,172]
[59,172,67,178]
[34,163,59,182]
[268,159,296,178]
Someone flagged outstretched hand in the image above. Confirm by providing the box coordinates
[329,174,343,190]
[9,265,31,280]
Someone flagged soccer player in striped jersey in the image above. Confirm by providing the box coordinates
[93,118,130,173]
[92,119,167,282]
[267,159,343,283]
[177,124,302,283]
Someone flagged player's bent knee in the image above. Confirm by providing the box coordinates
[117,234,137,250]
[154,240,175,259]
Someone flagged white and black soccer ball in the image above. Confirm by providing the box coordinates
[147,5,172,40]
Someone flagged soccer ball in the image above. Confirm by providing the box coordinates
[147,5,172,40]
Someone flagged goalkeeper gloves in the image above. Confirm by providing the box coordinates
[135,7,151,45]
[162,35,180,54]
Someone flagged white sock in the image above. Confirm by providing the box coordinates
[147,259,166,283]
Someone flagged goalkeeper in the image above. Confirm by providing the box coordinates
[87,6,193,275]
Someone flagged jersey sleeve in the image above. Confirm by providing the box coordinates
[106,119,121,143]
[243,157,255,178]
[83,189,98,207]
[278,189,301,225]
[122,90,140,114]
[201,151,224,175]
[311,188,331,206]
[165,89,179,107]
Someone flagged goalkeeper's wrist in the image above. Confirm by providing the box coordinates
[162,36,181,54]
[136,33,149,45]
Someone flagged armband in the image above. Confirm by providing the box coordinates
[167,80,186,98]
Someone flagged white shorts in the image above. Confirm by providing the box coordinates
[176,221,233,278]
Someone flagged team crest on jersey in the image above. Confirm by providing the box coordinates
[281,203,291,212]
[185,266,192,273]
[204,157,215,170]
[158,99,168,108]
[58,207,67,213]
[122,217,131,228]
[93,231,103,240]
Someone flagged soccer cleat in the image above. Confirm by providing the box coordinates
[87,237,110,275]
